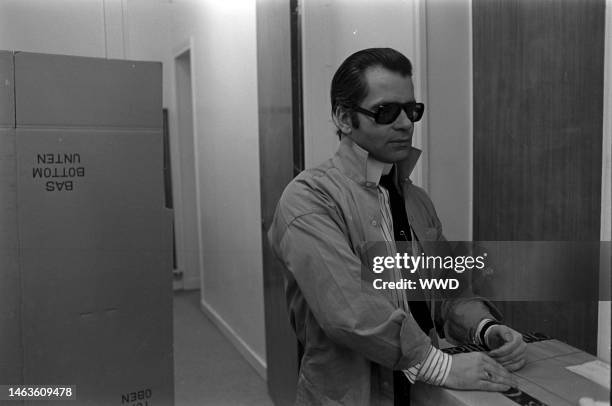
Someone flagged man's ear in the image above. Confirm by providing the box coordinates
[332,105,354,136]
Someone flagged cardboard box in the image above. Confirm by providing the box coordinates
[0,50,22,390]
[1,51,174,405]
[411,340,610,406]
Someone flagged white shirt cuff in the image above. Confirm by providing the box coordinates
[403,345,452,386]
[474,318,495,345]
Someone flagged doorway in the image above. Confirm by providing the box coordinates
[174,46,201,291]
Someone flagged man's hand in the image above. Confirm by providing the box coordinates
[444,352,518,392]
[486,325,527,371]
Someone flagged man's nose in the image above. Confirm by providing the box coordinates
[393,109,414,131]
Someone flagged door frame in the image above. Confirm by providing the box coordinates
[172,37,203,291]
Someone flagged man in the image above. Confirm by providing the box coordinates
[268,48,526,405]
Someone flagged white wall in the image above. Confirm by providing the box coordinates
[301,0,428,188]
[425,0,472,241]
[171,0,266,376]
[0,0,106,57]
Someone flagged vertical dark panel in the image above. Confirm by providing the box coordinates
[257,1,299,404]
[473,0,605,353]
[162,108,177,270]
[163,108,173,210]
[290,0,304,177]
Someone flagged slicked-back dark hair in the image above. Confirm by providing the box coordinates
[330,48,413,139]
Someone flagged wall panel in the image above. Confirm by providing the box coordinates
[473,0,605,353]
[425,0,473,241]
[257,0,299,404]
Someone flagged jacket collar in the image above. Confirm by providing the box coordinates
[332,136,422,188]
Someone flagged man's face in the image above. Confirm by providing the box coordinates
[347,67,416,163]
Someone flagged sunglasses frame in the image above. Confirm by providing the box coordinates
[352,102,425,125]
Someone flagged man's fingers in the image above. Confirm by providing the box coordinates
[488,342,513,358]
[503,358,526,372]
[443,352,523,392]
[481,356,518,387]
[491,342,526,364]
[481,353,509,372]
[483,365,518,387]
[486,369,518,388]
[488,335,522,357]
[478,381,512,392]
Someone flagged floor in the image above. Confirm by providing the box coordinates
[173,290,275,406]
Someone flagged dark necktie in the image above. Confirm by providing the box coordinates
[379,172,433,405]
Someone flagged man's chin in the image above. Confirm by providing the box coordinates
[369,145,414,163]
[386,148,413,163]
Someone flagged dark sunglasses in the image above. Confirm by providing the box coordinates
[353,102,425,125]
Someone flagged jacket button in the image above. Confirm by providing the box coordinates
[371,220,378,227]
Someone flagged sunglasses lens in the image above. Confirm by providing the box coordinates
[409,103,424,122]
[375,104,402,124]
[374,103,425,124]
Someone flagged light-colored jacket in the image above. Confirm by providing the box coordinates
[268,137,498,405]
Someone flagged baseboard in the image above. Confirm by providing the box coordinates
[199,298,267,380]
